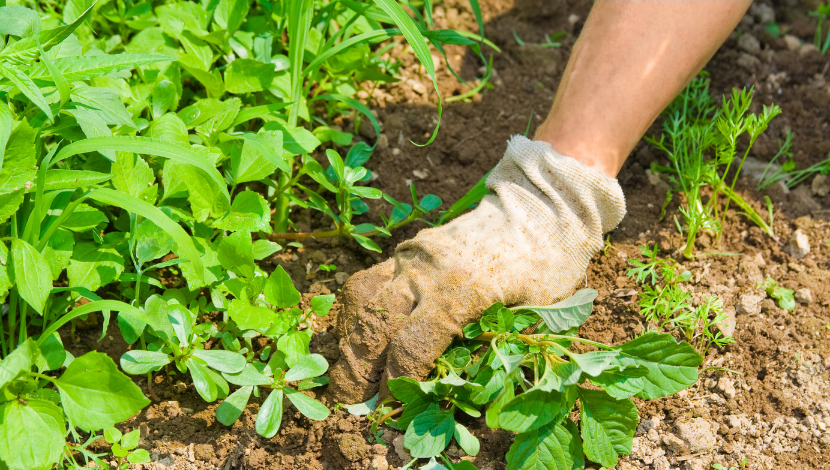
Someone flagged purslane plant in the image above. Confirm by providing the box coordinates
[646,75,781,258]
[353,289,704,470]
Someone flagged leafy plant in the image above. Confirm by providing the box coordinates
[646,75,781,258]
[357,289,703,469]
[810,3,830,55]
[103,427,151,469]
[627,245,734,353]
[760,276,795,311]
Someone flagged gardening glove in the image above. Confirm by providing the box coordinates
[328,135,626,404]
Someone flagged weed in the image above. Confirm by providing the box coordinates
[760,276,796,311]
[627,245,734,353]
[352,289,704,470]
[810,3,830,54]
[646,74,781,258]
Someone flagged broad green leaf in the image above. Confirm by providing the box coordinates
[404,408,455,458]
[235,130,288,172]
[228,299,273,330]
[222,363,273,386]
[578,388,638,468]
[284,387,330,420]
[148,113,190,147]
[157,2,209,37]
[0,399,65,470]
[67,242,125,292]
[71,86,134,127]
[68,107,116,160]
[38,300,144,347]
[121,429,140,450]
[284,354,328,382]
[566,350,619,377]
[277,328,311,367]
[253,240,281,260]
[168,304,195,347]
[0,6,40,37]
[118,310,147,344]
[263,121,320,156]
[453,423,480,456]
[470,366,505,405]
[187,358,219,402]
[227,138,279,184]
[213,0,249,35]
[120,350,172,375]
[217,230,256,279]
[515,288,597,333]
[343,393,379,417]
[485,380,514,429]
[255,389,283,438]
[216,385,252,426]
[112,152,154,198]
[264,265,301,308]
[0,120,36,190]
[213,191,271,232]
[589,366,647,400]
[225,58,274,94]
[10,239,51,314]
[55,352,150,431]
[0,63,52,121]
[498,387,571,433]
[192,348,246,374]
[179,54,225,97]
[35,332,67,373]
[616,332,702,399]
[59,204,107,232]
[104,427,122,445]
[152,80,178,118]
[135,219,175,266]
[86,188,208,288]
[0,102,13,170]
[54,137,229,201]
[310,294,335,317]
[398,396,438,431]
[0,4,93,64]
[0,338,37,390]
[505,422,575,470]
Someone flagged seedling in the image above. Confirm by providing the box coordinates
[104,427,151,469]
[628,245,734,353]
[356,289,704,470]
[647,75,781,257]
[760,276,796,311]
[319,264,337,273]
[810,3,830,55]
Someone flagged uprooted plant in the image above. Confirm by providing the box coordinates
[352,289,704,470]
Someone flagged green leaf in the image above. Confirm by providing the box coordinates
[60,204,108,232]
[27,54,172,84]
[216,385,252,426]
[235,130,288,173]
[255,389,283,438]
[71,86,134,127]
[284,354,328,382]
[179,54,225,97]
[0,4,92,64]
[616,332,702,399]
[222,363,273,386]
[578,387,638,468]
[0,6,41,37]
[121,429,140,450]
[213,0,249,35]
[0,63,52,121]
[264,265,301,308]
[213,191,271,232]
[589,362,648,400]
[218,230,256,279]
[404,408,455,458]
[567,350,619,377]
[112,152,154,198]
[128,449,151,464]
[228,299,273,330]
[0,338,37,390]
[515,289,596,333]
[398,396,438,431]
[497,307,514,333]
[225,59,275,94]
[35,332,67,372]
[67,242,125,292]
[55,351,151,431]
[498,387,571,433]
[104,427,122,445]
[0,399,65,470]
[187,358,219,402]
[453,423,480,456]
[192,349,246,374]
[505,422,576,470]
[253,240,282,260]
[310,294,335,316]
[9,239,51,314]
[470,366,505,405]
[54,137,229,202]
[120,350,172,375]
[284,387,330,420]
[277,329,311,367]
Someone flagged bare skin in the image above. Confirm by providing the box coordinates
[535,0,753,177]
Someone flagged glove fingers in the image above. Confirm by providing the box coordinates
[329,273,416,404]
[379,302,465,399]
[335,258,395,339]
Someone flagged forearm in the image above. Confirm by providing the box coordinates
[535,0,752,177]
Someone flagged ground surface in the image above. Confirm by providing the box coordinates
[69,0,830,469]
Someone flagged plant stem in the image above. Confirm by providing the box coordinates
[378,406,403,424]
[472,331,615,350]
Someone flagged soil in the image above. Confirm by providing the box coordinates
[66,0,830,469]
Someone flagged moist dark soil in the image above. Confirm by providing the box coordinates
[66,0,830,469]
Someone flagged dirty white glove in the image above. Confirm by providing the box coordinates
[328,135,626,404]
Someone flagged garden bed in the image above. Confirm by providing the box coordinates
[62,0,830,469]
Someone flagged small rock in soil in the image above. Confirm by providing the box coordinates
[783,34,801,50]
[737,293,763,315]
[760,298,777,313]
[662,432,688,454]
[718,307,737,337]
[335,272,350,285]
[337,434,369,462]
[676,417,717,453]
[737,52,761,69]
[718,376,738,399]
[738,33,761,55]
[613,288,637,298]
[749,2,775,23]
[654,456,671,470]
[799,43,820,56]
[787,229,811,259]
[368,454,389,470]
[811,174,829,197]
[795,288,813,304]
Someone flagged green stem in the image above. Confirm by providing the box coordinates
[27,371,58,384]
[18,303,27,345]
[8,292,17,351]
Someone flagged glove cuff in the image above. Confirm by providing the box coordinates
[485,135,627,259]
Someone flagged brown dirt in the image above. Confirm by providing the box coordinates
[67,0,830,469]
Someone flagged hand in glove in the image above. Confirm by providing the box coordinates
[328,135,626,404]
